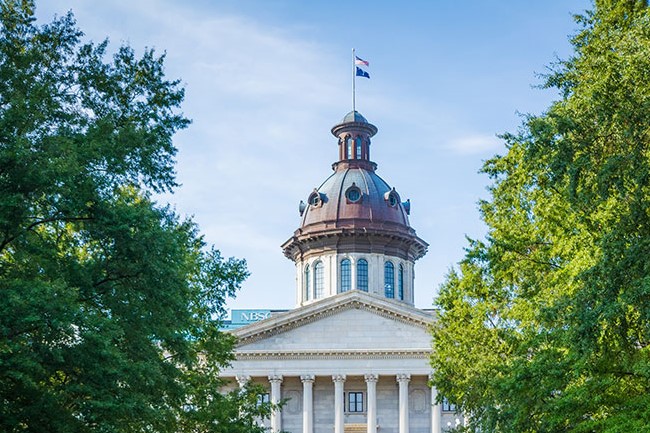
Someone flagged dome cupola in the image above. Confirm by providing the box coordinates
[331,110,378,171]
[282,112,427,306]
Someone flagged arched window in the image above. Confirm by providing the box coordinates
[346,136,354,159]
[340,259,351,292]
[384,262,394,298]
[304,264,310,301]
[355,137,362,159]
[398,264,404,300]
[357,259,368,292]
[314,261,324,299]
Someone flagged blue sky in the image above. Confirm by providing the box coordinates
[38,0,592,311]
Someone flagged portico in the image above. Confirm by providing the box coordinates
[230,371,445,433]
[222,290,460,433]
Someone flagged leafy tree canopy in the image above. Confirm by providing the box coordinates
[431,1,650,432]
[0,1,272,432]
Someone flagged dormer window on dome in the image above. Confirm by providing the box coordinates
[345,184,362,203]
[385,189,400,207]
[308,189,325,207]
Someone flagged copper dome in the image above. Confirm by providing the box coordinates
[300,163,411,233]
[282,111,428,262]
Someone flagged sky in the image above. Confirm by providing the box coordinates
[38,0,593,312]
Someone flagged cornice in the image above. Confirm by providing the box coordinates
[234,348,431,361]
[282,226,428,261]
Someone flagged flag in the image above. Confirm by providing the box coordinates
[356,66,370,79]
[355,55,369,67]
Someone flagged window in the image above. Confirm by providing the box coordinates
[355,137,362,159]
[304,264,310,300]
[340,259,351,292]
[385,190,399,207]
[384,262,394,298]
[314,261,324,298]
[398,264,404,300]
[346,136,353,159]
[357,259,368,292]
[347,392,364,412]
[257,393,270,406]
[442,398,456,412]
[308,192,321,206]
[345,185,361,203]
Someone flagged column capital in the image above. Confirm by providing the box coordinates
[268,374,283,384]
[300,374,315,383]
[236,375,251,387]
[332,374,346,383]
[396,373,411,383]
[364,373,379,383]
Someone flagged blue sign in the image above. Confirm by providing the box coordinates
[231,309,271,324]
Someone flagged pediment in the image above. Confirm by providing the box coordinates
[231,291,434,353]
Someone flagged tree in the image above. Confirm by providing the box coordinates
[0,1,272,432]
[430,1,650,432]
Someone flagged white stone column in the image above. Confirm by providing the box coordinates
[301,375,315,433]
[365,374,378,433]
[397,374,411,433]
[268,375,283,433]
[333,375,346,433]
[429,375,442,433]
[236,375,251,388]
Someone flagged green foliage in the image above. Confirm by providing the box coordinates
[0,1,273,432]
[431,1,650,432]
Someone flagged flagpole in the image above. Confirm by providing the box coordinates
[352,48,356,113]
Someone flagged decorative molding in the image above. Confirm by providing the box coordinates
[364,373,379,383]
[396,373,411,383]
[332,374,347,383]
[300,374,315,383]
[410,388,428,414]
[235,348,430,361]
[268,374,283,384]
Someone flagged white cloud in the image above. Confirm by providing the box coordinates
[446,134,502,155]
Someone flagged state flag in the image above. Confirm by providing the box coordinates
[356,67,370,79]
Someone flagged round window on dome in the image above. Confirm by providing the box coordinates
[384,189,400,208]
[346,186,362,203]
[308,192,321,206]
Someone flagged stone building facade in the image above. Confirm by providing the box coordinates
[221,111,463,433]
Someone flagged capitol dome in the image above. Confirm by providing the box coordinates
[282,111,427,306]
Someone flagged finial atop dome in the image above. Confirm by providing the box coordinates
[341,110,368,124]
